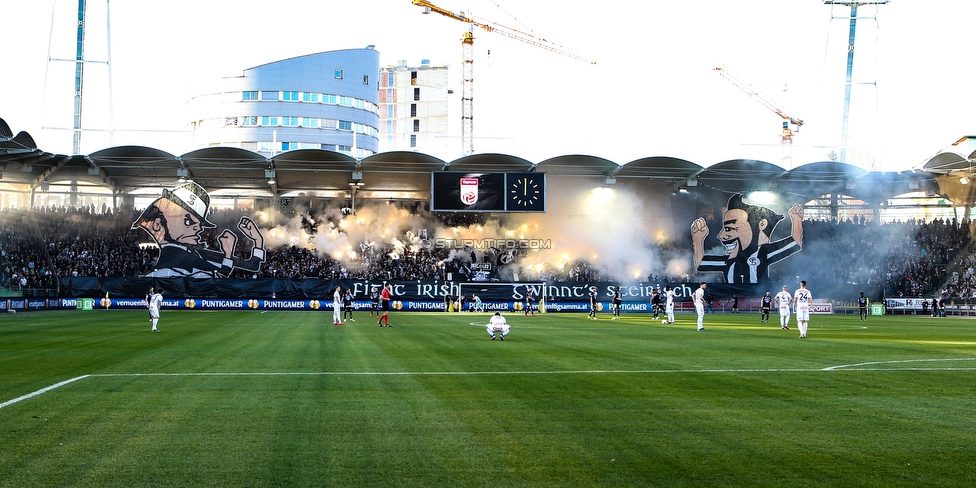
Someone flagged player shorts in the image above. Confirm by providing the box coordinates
[796,308,810,321]
[382,301,390,312]
[487,323,510,335]
[779,307,790,317]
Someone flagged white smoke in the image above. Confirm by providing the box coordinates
[251,179,685,281]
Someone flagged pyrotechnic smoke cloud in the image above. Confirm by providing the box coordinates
[252,180,686,282]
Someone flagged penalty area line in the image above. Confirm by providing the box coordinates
[822,357,976,371]
[0,375,90,410]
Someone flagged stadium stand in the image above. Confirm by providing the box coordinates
[0,204,969,302]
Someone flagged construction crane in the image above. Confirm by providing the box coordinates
[412,0,594,156]
[714,66,804,168]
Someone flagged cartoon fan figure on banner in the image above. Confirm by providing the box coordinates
[692,193,802,284]
[132,182,265,277]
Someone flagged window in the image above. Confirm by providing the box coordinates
[241,116,258,126]
[241,142,259,151]
[338,120,352,131]
[334,69,343,79]
[302,117,319,128]
[302,92,319,102]
[260,116,279,126]
[242,91,258,101]
[410,104,417,117]
[413,87,420,101]
[387,105,394,118]
[261,91,279,101]
[339,96,353,107]
[321,143,336,151]
[338,145,352,154]
[324,94,337,104]
[363,74,369,85]
[259,142,275,152]
[282,91,299,101]
[386,121,392,133]
[387,72,394,85]
[413,119,420,132]
[281,142,292,151]
[411,71,417,85]
[410,134,417,148]
[281,117,299,127]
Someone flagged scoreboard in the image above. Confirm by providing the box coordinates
[431,172,546,213]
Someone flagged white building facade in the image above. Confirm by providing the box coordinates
[378,60,449,156]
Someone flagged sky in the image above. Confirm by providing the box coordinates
[1,0,974,172]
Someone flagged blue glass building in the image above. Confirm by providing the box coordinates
[187,48,380,158]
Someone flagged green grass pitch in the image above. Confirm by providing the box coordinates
[2,309,975,487]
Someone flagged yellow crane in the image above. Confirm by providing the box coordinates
[412,0,594,156]
[714,66,804,168]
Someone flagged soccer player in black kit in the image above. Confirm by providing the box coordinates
[760,290,772,323]
[524,291,536,317]
[857,292,868,321]
[611,286,622,320]
[650,288,662,320]
[588,287,598,320]
[370,290,379,316]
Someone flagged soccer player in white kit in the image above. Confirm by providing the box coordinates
[794,281,813,338]
[147,287,162,332]
[775,285,792,330]
[332,286,344,325]
[664,285,676,324]
[693,282,707,331]
[486,312,510,340]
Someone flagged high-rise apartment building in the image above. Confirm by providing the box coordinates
[378,60,449,156]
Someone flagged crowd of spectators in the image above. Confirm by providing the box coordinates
[770,216,971,298]
[0,205,970,299]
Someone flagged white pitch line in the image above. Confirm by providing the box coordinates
[6,363,976,409]
[0,375,90,410]
[822,357,976,371]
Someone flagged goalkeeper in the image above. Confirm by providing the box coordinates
[486,312,510,341]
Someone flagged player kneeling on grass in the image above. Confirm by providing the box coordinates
[486,312,510,341]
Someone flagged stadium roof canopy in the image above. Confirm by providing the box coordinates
[0,117,964,205]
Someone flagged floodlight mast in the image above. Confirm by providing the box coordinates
[823,0,888,164]
[412,0,594,156]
